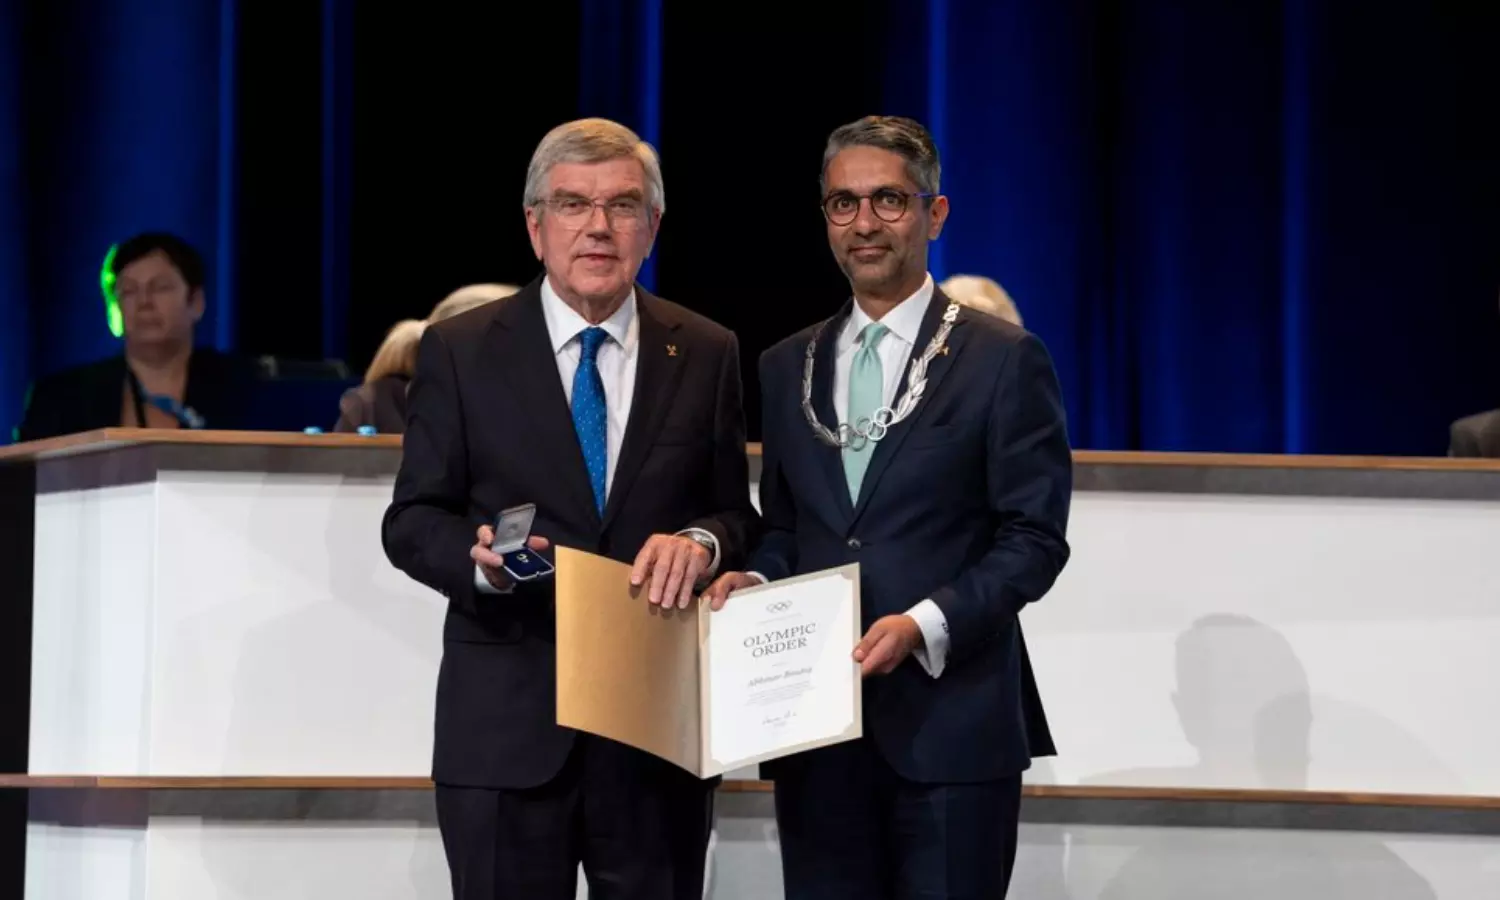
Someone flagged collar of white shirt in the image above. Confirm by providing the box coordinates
[539,276,638,355]
[838,272,936,352]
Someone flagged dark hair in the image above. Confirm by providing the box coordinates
[111,232,206,291]
[821,116,942,196]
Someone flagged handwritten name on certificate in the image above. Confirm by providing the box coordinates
[701,564,863,773]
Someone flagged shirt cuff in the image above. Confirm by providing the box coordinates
[474,563,513,595]
[745,572,768,585]
[677,528,721,580]
[905,598,950,678]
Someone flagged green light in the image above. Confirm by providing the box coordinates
[13,383,32,442]
[100,243,123,338]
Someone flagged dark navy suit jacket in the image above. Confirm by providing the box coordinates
[748,290,1072,784]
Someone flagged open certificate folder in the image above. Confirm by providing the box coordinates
[555,547,863,778]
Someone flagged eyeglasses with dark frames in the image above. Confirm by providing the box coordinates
[821,188,935,226]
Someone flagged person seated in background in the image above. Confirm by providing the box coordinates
[333,283,519,433]
[940,273,1024,326]
[1450,409,1500,457]
[16,231,254,442]
[1448,291,1500,458]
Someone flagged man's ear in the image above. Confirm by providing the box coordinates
[643,207,663,258]
[525,206,545,260]
[927,194,950,241]
[189,287,206,323]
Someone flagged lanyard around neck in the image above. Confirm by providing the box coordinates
[127,366,206,429]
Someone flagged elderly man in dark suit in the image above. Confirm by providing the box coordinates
[382,118,759,900]
[707,116,1073,900]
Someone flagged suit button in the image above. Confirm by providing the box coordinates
[847,538,861,550]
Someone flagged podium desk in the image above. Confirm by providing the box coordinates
[0,429,428,780]
[1024,451,1500,802]
[3,432,1500,899]
[0,430,442,899]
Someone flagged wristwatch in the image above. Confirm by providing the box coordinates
[682,530,716,561]
[679,529,718,582]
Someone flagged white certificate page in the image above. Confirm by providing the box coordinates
[703,565,861,772]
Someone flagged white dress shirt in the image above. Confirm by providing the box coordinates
[752,273,952,678]
[476,277,719,592]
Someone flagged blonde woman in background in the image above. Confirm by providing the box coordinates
[333,283,520,433]
[940,273,1023,326]
[429,283,520,323]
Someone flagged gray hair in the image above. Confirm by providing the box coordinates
[821,116,941,196]
[523,118,665,214]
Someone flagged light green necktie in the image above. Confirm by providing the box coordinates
[843,321,890,500]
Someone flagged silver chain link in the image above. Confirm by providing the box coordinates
[801,302,961,449]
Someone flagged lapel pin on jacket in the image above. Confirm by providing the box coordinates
[666,344,678,357]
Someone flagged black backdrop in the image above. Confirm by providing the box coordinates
[653,0,890,436]
[346,0,893,440]
[251,0,1500,454]
[347,2,585,371]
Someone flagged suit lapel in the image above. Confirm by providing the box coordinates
[602,290,686,531]
[808,302,856,525]
[850,290,968,522]
[486,281,600,528]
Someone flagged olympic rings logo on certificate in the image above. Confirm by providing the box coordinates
[766,601,793,613]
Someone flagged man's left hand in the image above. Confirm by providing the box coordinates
[853,615,924,677]
[631,534,711,609]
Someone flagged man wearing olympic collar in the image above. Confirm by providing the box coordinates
[704,115,1073,899]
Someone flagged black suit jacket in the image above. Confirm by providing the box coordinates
[382,278,760,789]
[15,349,256,443]
[1449,409,1500,458]
[749,292,1071,784]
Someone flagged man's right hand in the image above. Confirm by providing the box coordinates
[472,524,550,592]
[702,571,762,611]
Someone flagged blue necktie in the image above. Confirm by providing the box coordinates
[572,327,610,514]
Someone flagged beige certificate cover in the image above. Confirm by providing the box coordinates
[554,547,862,778]
[554,547,704,773]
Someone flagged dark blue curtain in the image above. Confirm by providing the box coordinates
[0,3,28,441]
[320,0,354,362]
[579,0,665,291]
[4,1,1497,453]
[885,0,1500,454]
